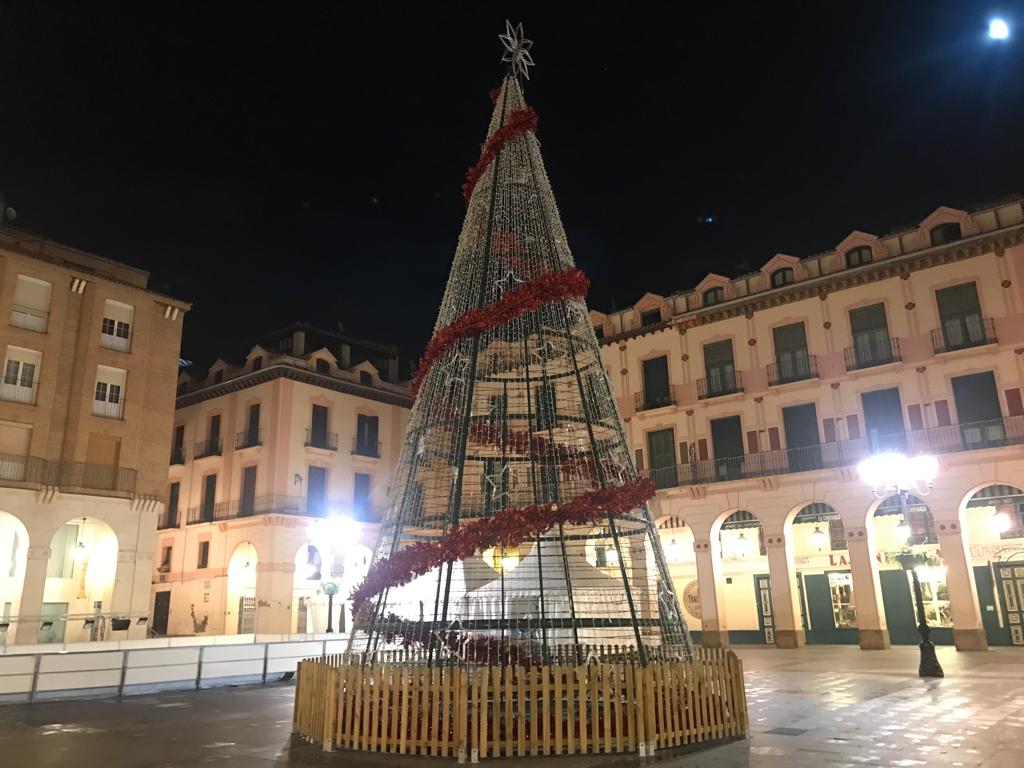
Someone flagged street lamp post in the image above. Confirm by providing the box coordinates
[323,581,339,634]
[857,452,944,679]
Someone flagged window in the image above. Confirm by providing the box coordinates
[308,404,333,449]
[10,275,51,332]
[208,414,221,453]
[159,545,172,573]
[703,286,724,306]
[212,370,223,384]
[359,371,373,386]
[1,346,39,404]
[845,246,872,268]
[640,309,661,327]
[701,340,739,398]
[640,356,672,410]
[93,365,126,419]
[201,474,217,521]
[315,359,330,374]
[646,429,677,489]
[240,466,258,516]
[99,300,133,352]
[354,472,372,519]
[176,380,187,395]
[242,403,260,447]
[197,540,210,569]
[934,282,988,351]
[771,322,812,384]
[171,425,185,464]
[770,268,794,288]
[307,466,327,515]
[848,303,896,369]
[167,482,180,527]
[593,325,604,340]
[251,356,263,372]
[355,414,379,457]
[930,222,962,246]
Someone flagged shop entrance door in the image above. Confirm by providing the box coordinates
[994,562,1024,646]
[754,574,775,644]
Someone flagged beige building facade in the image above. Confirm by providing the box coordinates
[0,225,189,645]
[154,325,411,638]
[593,198,1024,652]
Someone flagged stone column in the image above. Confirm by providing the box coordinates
[935,519,988,651]
[763,529,805,648]
[14,546,50,645]
[692,537,729,647]
[255,561,295,635]
[110,546,153,639]
[844,525,891,650]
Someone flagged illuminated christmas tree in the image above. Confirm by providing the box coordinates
[347,21,693,667]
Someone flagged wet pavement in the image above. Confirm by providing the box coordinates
[0,645,1021,767]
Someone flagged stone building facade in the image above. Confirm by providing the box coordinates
[153,324,411,637]
[0,224,189,644]
[592,198,1024,652]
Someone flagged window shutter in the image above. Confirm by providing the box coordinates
[823,418,836,443]
[1006,388,1024,417]
[697,439,709,461]
[849,303,888,333]
[934,400,951,427]
[746,430,760,454]
[908,404,924,431]
[772,322,807,353]
[634,448,644,471]
[703,340,735,367]
[846,415,861,439]
[678,441,690,464]
[768,427,781,451]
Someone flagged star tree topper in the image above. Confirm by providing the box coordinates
[499,20,535,79]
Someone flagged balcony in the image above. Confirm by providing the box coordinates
[0,455,136,493]
[633,391,676,413]
[9,304,48,333]
[844,335,900,371]
[193,437,222,459]
[641,414,1024,490]
[0,381,38,405]
[306,429,338,451]
[157,508,179,530]
[236,428,262,449]
[169,446,186,465]
[697,370,743,400]
[187,494,344,524]
[352,438,382,458]
[931,315,996,354]
[92,398,124,420]
[767,354,818,387]
[100,329,132,353]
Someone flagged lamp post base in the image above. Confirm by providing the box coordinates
[918,638,944,678]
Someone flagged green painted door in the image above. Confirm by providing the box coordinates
[802,572,859,644]
[975,565,1011,646]
[879,568,954,645]
[994,562,1024,646]
[754,574,775,645]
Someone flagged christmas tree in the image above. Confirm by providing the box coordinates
[348,22,693,667]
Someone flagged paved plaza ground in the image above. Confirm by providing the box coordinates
[0,645,1021,767]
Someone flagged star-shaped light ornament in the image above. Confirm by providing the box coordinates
[499,20,535,80]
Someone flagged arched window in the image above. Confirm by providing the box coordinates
[930,222,961,247]
[770,268,795,288]
[845,245,872,268]
[703,286,724,306]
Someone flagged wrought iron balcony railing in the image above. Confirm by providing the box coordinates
[236,428,262,449]
[767,354,818,387]
[696,370,743,400]
[641,414,1024,490]
[187,494,345,524]
[352,438,382,458]
[0,454,137,493]
[306,430,338,450]
[931,315,996,354]
[844,335,900,371]
[193,437,222,459]
[633,391,676,412]
[169,446,186,465]
[157,507,179,530]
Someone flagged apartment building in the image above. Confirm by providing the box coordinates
[593,199,1024,651]
[0,224,189,644]
[153,324,412,637]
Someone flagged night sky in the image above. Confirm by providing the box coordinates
[1,3,1022,372]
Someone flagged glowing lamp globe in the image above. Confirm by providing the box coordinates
[72,541,89,562]
[733,531,752,559]
[810,526,828,551]
[990,510,1013,534]
[893,519,911,544]
[604,546,619,566]
[500,553,521,572]
[989,18,1010,40]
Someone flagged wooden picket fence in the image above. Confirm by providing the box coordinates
[293,647,747,762]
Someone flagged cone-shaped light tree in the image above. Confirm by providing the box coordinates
[348,27,693,667]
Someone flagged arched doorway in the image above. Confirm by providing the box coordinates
[293,543,324,634]
[43,518,117,643]
[717,510,772,644]
[0,512,29,643]
[656,518,699,631]
[870,495,952,645]
[961,484,1024,646]
[226,542,258,635]
[789,503,857,644]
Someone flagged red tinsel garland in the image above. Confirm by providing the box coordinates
[350,478,655,614]
[461,106,538,201]
[410,267,590,396]
[378,613,541,667]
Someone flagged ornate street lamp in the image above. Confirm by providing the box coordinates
[857,452,944,678]
[323,581,339,634]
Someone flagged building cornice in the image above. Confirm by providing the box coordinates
[175,364,414,410]
[600,224,1024,345]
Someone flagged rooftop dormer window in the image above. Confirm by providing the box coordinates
[930,222,961,247]
[770,268,795,288]
[360,371,373,386]
[593,325,604,340]
[315,359,330,374]
[703,286,724,307]
[640,309,661,327]
[845,246,872,268]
